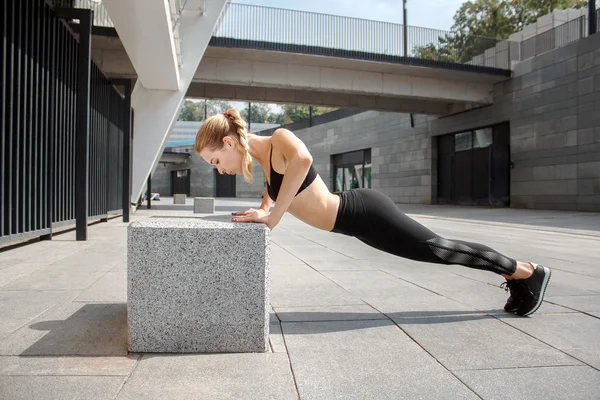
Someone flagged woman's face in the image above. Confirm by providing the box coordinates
[199,136,242,175]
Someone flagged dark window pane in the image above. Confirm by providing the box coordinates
[473,128,493,148]
[455,132,472,152]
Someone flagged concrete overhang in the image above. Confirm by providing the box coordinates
[193,46,505,106]
[159,151,192,165]
[103,0,180,90]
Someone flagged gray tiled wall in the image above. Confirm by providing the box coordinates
[428,32,600,211]
[152,150,215,198]
[295,111,435,204]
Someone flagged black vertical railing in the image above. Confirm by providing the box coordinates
[1,0,129,246]
[589,0,597,35]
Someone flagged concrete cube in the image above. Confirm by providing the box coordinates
[173,194,186,204]
[194,197,215,214]
[127,217,271,353]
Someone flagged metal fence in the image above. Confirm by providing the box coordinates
[1,0,130,246]
[67,2,600,71]
[520,16,588,61]
[212,4,509,70]
[89,63,125,219]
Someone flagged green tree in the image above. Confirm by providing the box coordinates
[178,100,204,121]
[240,103,270,123]
[451,0,587,39]
[267,111,284,124]
[205,100,233,117]
[282,105,338,123]
[413,0,588,62]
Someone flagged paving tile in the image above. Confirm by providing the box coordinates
[269,321,286,353]
[0,355,138,376]
[498,313,600,369]
[0,290,80,339]
[0,258,27,270]
[115,354,297,400]
[304,258,377,271]
[282,320,478,399]
[274,304,386,322]
[320,270,438,299]
[545,294,600,312]
[0,261,52,276]
[0,272,26,288]
[0,376,125,400]
[73,271,127,303]
[270,231,316,246]
[283,244,355,263]
[456,366,600,400]
[1,264,107,291]
[393,315,581,370]
[269,243,305,266]
[270,263,361,308]
[0,302,127,356]
[54,251,121,270]
[110,261,127,272]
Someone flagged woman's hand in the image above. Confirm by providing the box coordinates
[231,208,276,229]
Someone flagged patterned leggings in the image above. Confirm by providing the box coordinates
[331,189,517,276]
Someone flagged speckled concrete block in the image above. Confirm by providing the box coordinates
[127,217,270,353]
[173,194,186,204]
[194,197,215,214]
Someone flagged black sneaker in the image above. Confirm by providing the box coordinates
[500,279,522,312]
[516,264,552,317]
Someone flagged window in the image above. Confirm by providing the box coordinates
[473,128,493,148]
[332,149,371,192]
[454,132,472,152]
[454,128,493,152]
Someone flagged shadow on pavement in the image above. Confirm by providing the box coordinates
[22,304,128,356]
[275,309,520,334]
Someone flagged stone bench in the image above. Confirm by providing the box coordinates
[194,197,215,214]
[173,194,186,204]
[127,217,271,353]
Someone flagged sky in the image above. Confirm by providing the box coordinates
[201,0,467,113]
[231,0,465,31]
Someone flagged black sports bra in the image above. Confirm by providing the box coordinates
[267,144,317,201]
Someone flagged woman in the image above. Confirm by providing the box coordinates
[195,109,551,317]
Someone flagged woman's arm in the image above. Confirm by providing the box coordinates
[231,187,272,220]
[259,187,273,213]
[267,128,313,227]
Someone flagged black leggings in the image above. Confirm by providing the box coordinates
[331,189,517,276]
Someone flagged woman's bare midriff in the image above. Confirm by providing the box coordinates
[257,136,340,231]
[286,176,340,231]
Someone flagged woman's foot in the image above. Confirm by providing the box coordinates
[501,279,523,312]
[514,264,552,317]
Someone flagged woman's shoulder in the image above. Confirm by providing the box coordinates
[270,128,305,148]
[270,128,312,162]
[271,127,295,140]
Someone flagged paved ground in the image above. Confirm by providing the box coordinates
[1,196,599,399]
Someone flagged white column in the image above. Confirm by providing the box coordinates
[127,0,230,203]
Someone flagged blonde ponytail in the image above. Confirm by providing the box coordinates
[223,108,253,183]
[195,108,254,183]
